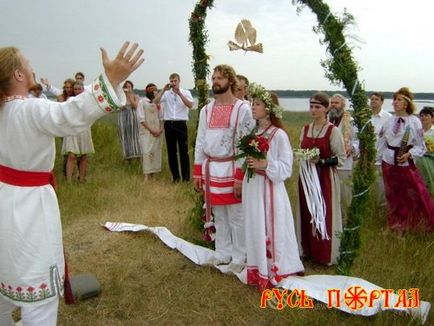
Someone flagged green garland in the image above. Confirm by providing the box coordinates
[189,0,377,275]
[293,0,376,275]
[189,0,215,110]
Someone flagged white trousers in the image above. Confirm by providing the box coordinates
[0,296,58,326]
[212,204,245,264]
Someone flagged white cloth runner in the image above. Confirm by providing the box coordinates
[103,222,430,323]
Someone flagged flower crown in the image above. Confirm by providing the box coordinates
[248,82,283,119]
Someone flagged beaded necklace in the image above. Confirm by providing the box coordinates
[311,121,328,143]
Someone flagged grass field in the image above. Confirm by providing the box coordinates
[54,110,433,325]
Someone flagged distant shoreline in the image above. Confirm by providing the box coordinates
[134,89,434,100]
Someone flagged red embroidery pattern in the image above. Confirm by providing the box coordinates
[0,282,54,303]
[209,105,233,129]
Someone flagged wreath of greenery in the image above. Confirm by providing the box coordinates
[189,0,377,275]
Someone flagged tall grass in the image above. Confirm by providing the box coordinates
[54,111,433,325]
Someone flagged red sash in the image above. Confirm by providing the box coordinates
[0,164,56,189]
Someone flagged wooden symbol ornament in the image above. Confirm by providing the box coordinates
[227,19,263,53]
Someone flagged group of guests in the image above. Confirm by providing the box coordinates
[117,73,193,182]
[30,72,95,183]
[1,41,433,325]
[193,64,434,292]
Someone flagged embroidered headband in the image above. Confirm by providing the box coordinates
[248,82,283,119]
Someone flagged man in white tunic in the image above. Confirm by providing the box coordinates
[329,94,359,222]
[193,65,255,273]
[0,42,144,326]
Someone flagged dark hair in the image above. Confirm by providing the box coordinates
[393,87,416,115]
[420,106,434,117]
[123,80,134,89]
[145,83,157,101]
[370,92,384,101]
[30,83,43,92]
[236,74,249,86]
[75,72,85,79]
[145,83,156,90]
[310,92,330,109]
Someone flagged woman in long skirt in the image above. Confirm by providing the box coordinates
[118,80,142,160]
[297,92,346,266]
[378,88,434,232]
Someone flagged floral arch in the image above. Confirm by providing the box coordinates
[189,0,376,275]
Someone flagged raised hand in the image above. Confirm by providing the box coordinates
[40,77,50,87]
[100,42,144,89]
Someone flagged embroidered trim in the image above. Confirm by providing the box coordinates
[91,74,120,113]
[0,266,59,303]
[0,95,26,104]
[209,104,234,128]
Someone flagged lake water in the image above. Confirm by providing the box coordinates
[278,97,434,113]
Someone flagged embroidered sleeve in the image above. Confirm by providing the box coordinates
[266,130,293,182]
[91,73,126,113]
[408,118,427,158]
[194,105,208,169]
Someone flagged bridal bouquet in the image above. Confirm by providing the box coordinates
[236,131,269,182]
[424,135,434,154]
[294,147,320,161]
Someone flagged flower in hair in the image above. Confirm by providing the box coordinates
[248,82,283,119]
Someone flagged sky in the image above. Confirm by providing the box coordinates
[1,0,433,92]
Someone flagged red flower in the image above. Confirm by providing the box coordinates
[39,283,47,289]
[257,136,269,153]
[97,95,104,103]
[94,84,100,91]
[16,286,22,292]
[105,107,112,112]
[27,286,35,293]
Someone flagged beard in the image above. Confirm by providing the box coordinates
[328,107,344,120]
[212,82,230,95]
[146,92,155,101]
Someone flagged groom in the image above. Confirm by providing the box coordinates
[193,65,255,273]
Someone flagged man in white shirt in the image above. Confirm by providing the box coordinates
[154,73,193,182]
[370,92,392,207]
